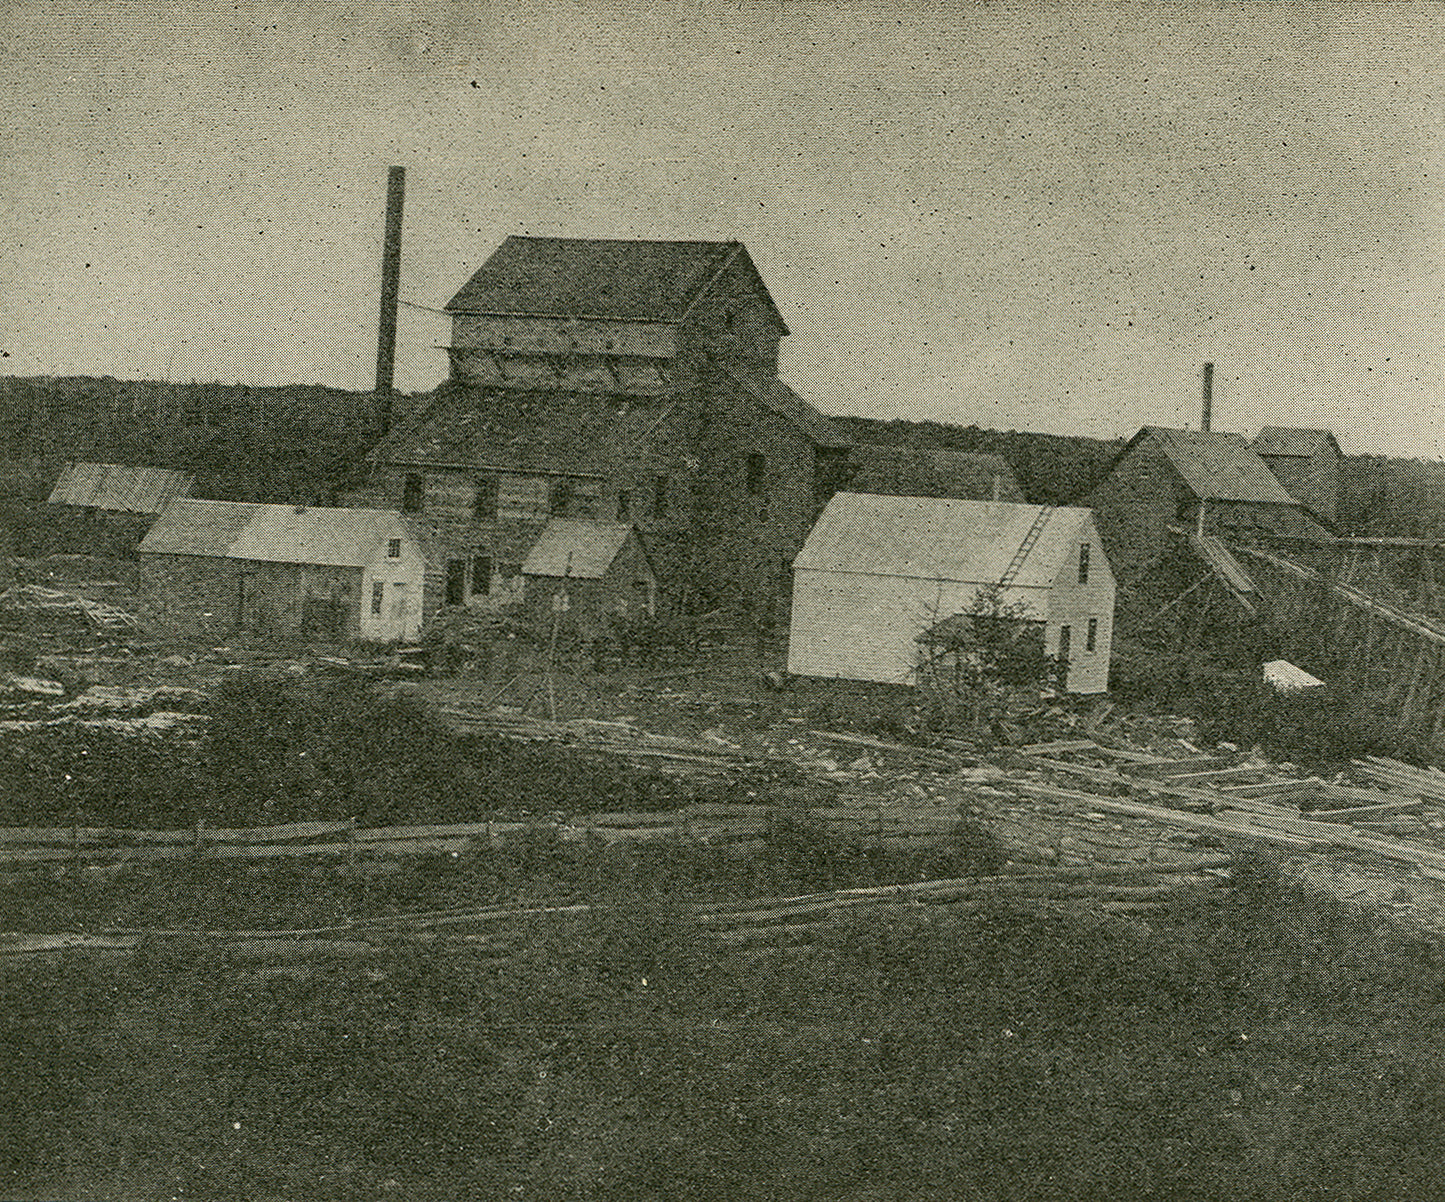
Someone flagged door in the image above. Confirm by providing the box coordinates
[1057,624,1071,691]
[235,573,256,631]
[445,559,466,606]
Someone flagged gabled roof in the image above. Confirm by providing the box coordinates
[793,493,1100,589]
[446,236,788,332]
[717,362,851,449]
[140,501,420,567]
[1252,427,1341,459]
[1128,427,1303,505]
[522,519,643,579]
[847,445,1024,502]
[369,385,675,476]
[47,462,194,515]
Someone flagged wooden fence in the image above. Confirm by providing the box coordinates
[0,803,993,868]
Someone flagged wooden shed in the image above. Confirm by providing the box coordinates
[40,462,196,558]
[787,494,1116,693]
[520,519,656,624]
[138,502,426,643]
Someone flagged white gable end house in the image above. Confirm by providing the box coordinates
[787,494,1116,693]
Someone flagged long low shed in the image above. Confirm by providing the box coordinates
[138,501,426,642]
[786,493,1116,693]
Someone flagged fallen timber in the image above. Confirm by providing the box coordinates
[1012,780,1445,874]
[1,861,1231,961]
[1019,754,1302,816]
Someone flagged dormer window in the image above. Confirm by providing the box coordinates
[387,539,401,558]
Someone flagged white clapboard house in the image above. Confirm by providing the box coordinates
[787,493,1116,693]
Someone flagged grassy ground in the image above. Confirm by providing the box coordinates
[8,856,1445,1200]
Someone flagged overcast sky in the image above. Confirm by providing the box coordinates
[3,0,1443,456]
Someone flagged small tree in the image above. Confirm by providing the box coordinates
[916,584,1062,735]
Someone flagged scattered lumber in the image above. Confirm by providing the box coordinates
[1020,754,1300,816]
[1016,779,1445,873]
[808,729,958,765]
[1017,738,1099,755]
[1354,757,1445,805]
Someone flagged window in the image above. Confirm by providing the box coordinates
[387,538,401,558]
[1078,542,1090,584]
[445,559,465,606]
[654,474,668,517]
[549,478,573,517]
[746,452,766,496]
[402,473,423,514]
[473,475,498,521]
[371,581,384,615]
[616,489,631,522]
[1086,617,1098,652]
[470,554,491,596]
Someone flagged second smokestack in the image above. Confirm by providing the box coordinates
[1201,361,1213,432]
[375,165,406,430]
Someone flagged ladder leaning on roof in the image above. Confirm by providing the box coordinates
[997,505,1055,590]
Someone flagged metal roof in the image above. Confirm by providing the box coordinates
[140,501,420,567]
[1138,427,1302,505]
[792,493,1100,588]
[1252,427,1341,459]
[445,236,788,331]
[847,445,1024,501]
[521,519,639,579]
[47,462,194,515]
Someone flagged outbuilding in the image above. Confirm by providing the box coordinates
[138,501,426,643]
[40,462,196,558]
[787,493,1116,693]
[519,518,657,625]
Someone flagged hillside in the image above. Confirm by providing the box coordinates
[3,377,1445,540]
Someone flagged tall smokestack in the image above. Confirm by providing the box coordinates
[1201,361,1213,432]
[375,166,405,428]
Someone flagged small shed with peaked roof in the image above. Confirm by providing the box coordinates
[787,494,1115,693]
[520,519,656,624]
[40,462,197,559]
[1251,426,1342,523]
[1084,426,1331,572]
[138,502,426,643]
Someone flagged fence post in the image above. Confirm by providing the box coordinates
[193,819,205,859]
[347,817,357,869]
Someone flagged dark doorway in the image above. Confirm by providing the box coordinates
[445,559,466,605]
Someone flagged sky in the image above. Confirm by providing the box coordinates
[2,0,1443,457]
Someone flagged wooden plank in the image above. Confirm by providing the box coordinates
[1021,755,1299,815]
[1216,780,1313,797]
[1018,779,1445,872]
[1155,765,1265,784]
[808,730,956,762]
[1017,738,1099,755]
[1088,744,1204,765]
[1013,780,1325,849]
[1127,756,1238,777]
